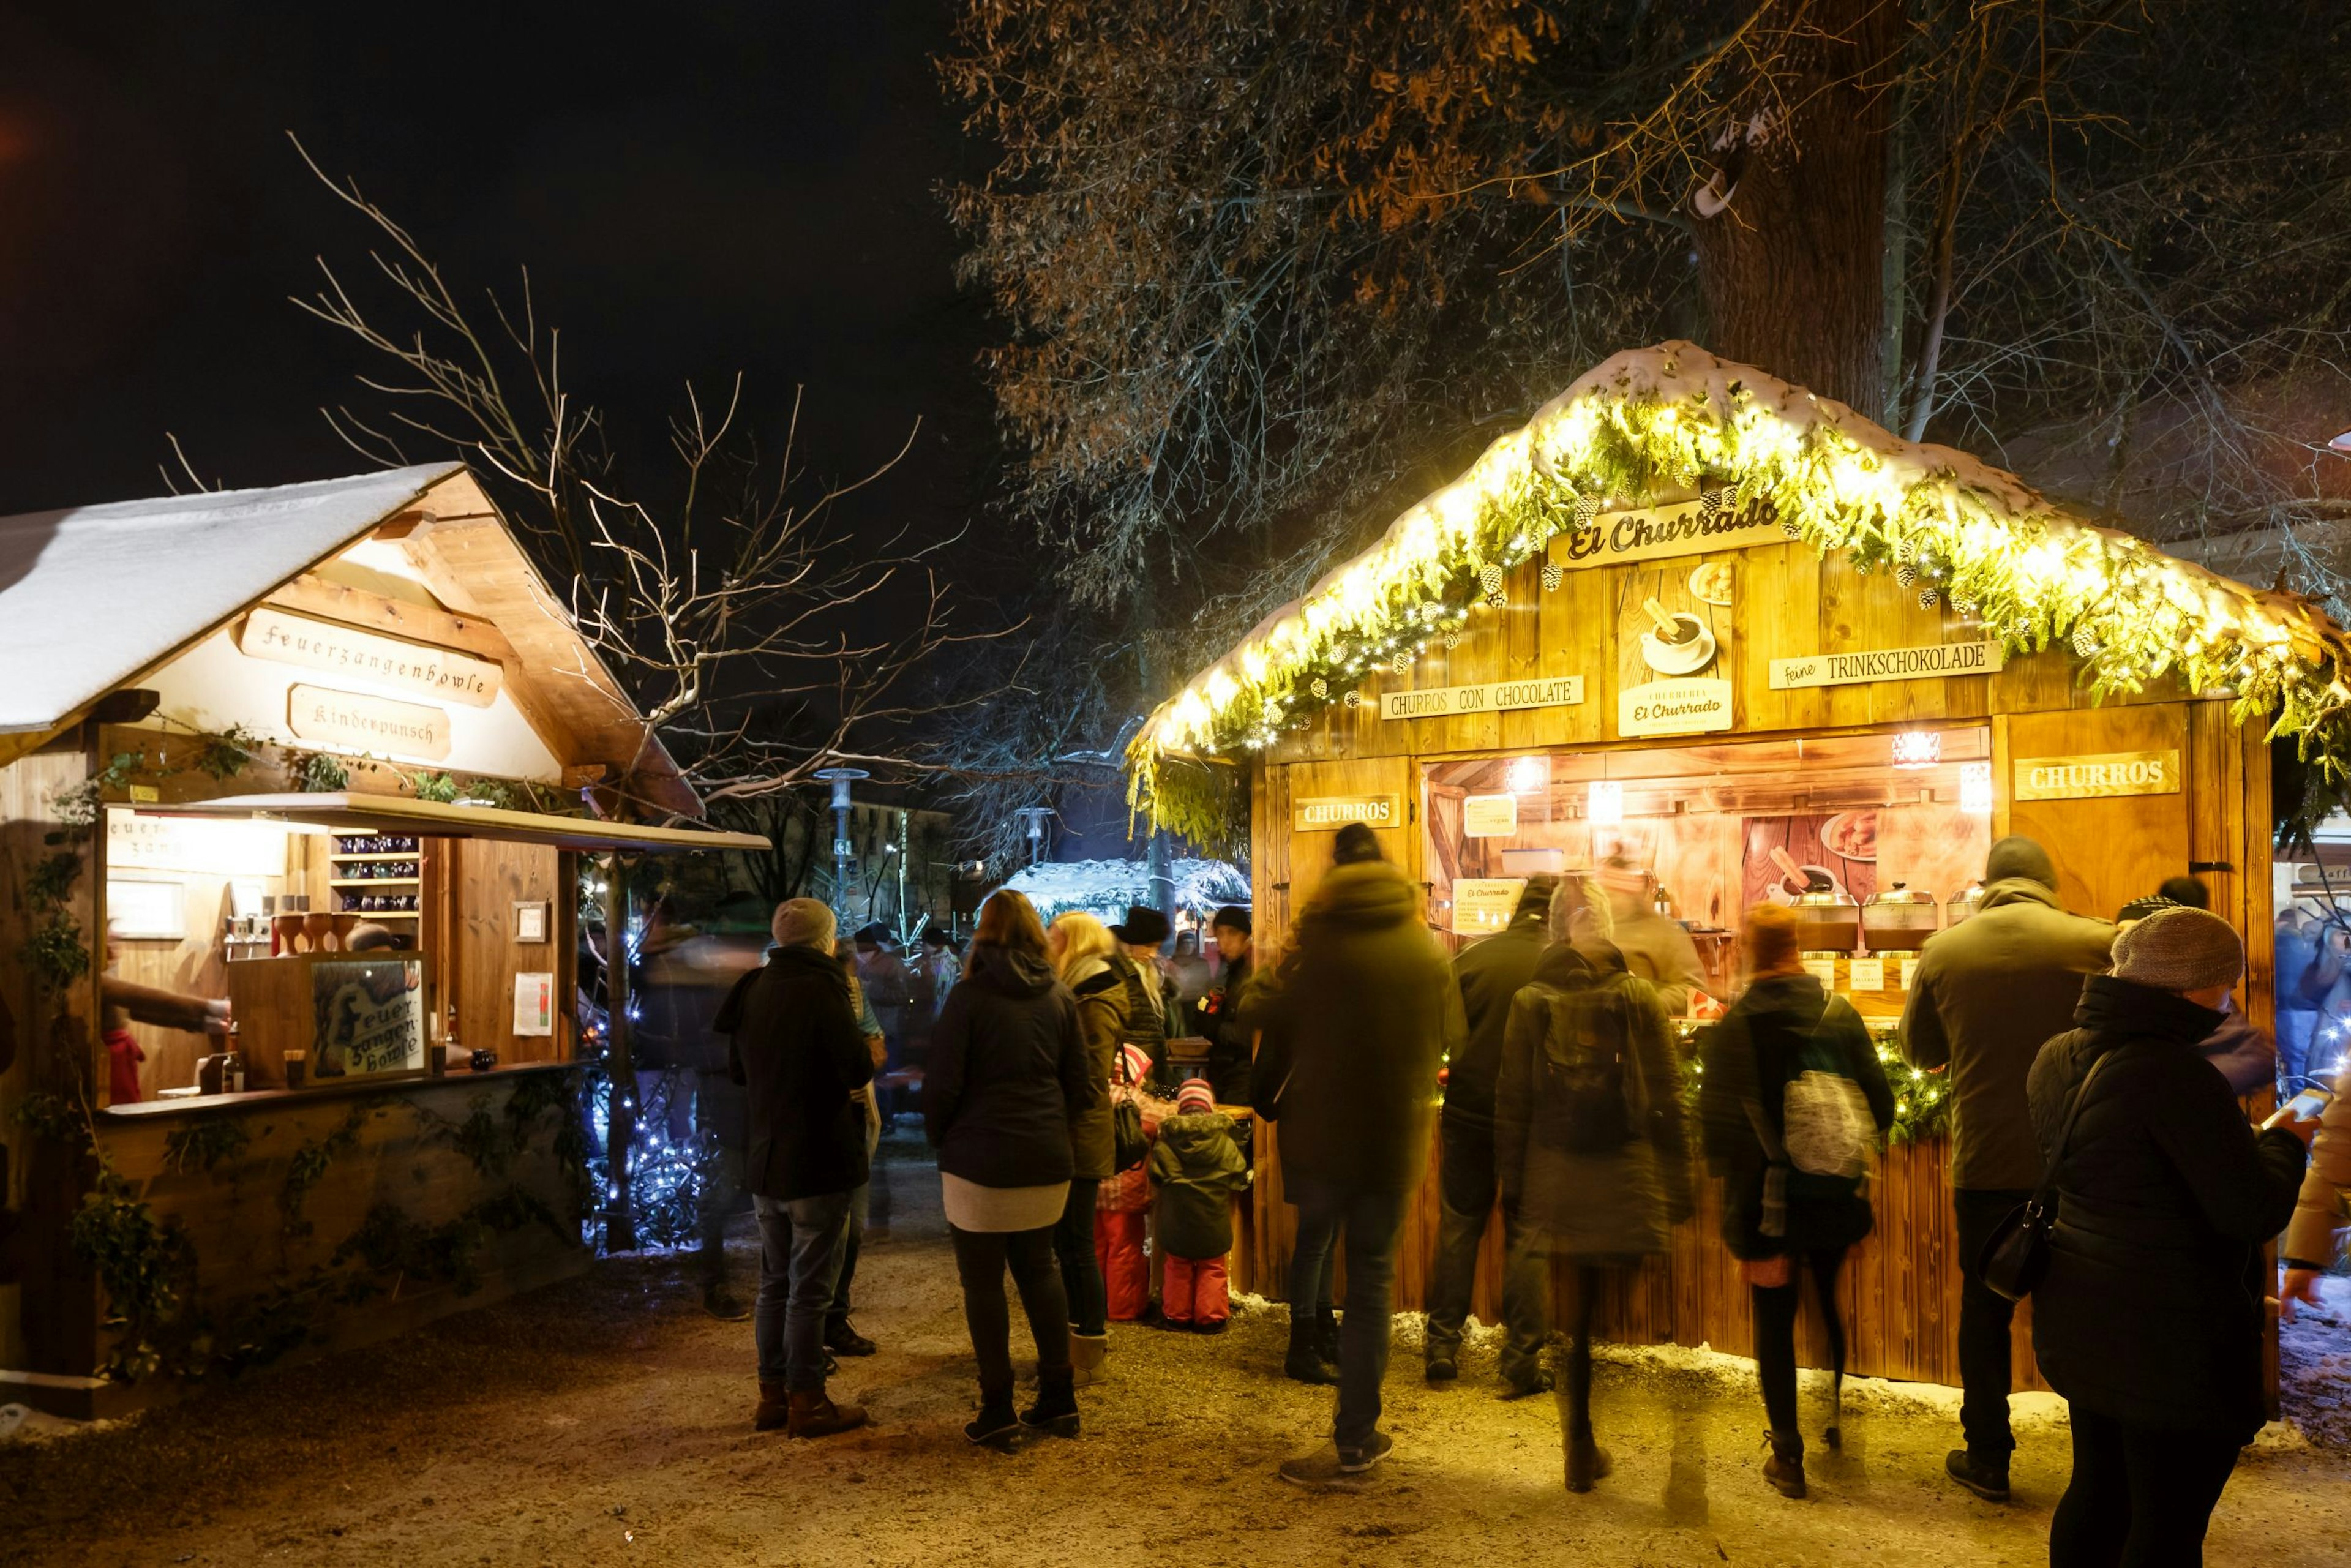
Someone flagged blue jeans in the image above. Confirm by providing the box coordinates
[1291,1176,1410,1453]
[754,1191,853,1392]
[1289,1205,1338,1322]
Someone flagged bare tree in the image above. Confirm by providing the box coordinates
[290,136,1005,823]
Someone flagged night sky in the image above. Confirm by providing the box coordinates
[0,2,997,557]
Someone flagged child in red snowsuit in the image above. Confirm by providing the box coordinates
[1097,1043,1171,1321]
[1148,1078,1251,1330]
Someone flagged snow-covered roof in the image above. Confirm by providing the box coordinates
[0,464,460,736]
[1000,857,1251,922]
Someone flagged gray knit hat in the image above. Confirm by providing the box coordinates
[771,898,838,952]
[2110,906,2243,993]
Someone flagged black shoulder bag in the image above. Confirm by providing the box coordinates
[1976,1048,2118,1304]
[1112,1047,1150,1172]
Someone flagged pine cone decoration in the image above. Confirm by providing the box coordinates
[1479,563,1505,596]
[1699,489,1723,521]
[1541,562,1563,591]
[1444,631,1461,649]
[1896,538,1917,564]
[1391,651,1411,673]
[2071,627,2099,658]
[1573,493,1599,530]
[1781,517,1804,539]
[1310,677,1328,700]
[1918,588,1941,610]
[1343,691,1362,710]
[1895,563,1918,587]
[1951,595,1979,616]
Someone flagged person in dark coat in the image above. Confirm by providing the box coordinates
[1107,904,1174,1086]
[1148,1078,1251,1330]
[926,890,1101,1445]
[1424,875,1558,1394]
[1496,938,1689,1493]
[1256,822,1463,1488]
[2027,907,2315,1567]
[1899,834,2115,1501]
[715,898,876,1439]
[1701,904,1895,1499]
[1200,906,1256,1106]
[2119,893,2277,1095]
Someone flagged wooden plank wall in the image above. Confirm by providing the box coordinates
[0,747,102,1374]
[1237,536,2279,1390]
[448,839,572,1067]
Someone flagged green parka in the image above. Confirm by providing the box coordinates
[1148,1112,1251,1258]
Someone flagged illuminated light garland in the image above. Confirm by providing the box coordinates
[1124,342,2351,838]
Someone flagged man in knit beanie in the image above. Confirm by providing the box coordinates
[1900,835,2116,1501]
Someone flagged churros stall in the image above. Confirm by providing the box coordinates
[1125,344,2349,1395]
[0,466,762,1412]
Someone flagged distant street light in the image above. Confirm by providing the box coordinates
[1013,805,1053,866]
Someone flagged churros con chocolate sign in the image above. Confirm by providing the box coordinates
[1380,676,1584,721]
[2012,749,2180,801]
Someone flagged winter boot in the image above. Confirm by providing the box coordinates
[1564,1428,1613,1494]
[1021,1367,1081,1439]
[1316,1308,1342,1366]
[753,1379,791,1433]
[1764,1431,1807,1499]
[824,1317,877,1357]
[1070,1330,1109,1388]
[784,1386,868,1439]
[966,1385,1019,1446]
[1285,1317,1340,1386]
[1944,1448,2010,1502]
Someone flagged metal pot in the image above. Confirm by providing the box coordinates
[1792,883,1861,955]
[1862,882,1940,951]
[1946,880,1989,926]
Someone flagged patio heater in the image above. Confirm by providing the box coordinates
[814,767,869,921]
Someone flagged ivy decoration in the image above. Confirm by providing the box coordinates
[279,1103,376,1239]
[293,751,350,793]
[162,1119,252,1175]
[410,771,461,803]
[1125,343,2351,834]
[191,724,263,782]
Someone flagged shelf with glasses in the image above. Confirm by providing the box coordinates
[329,877,419,887]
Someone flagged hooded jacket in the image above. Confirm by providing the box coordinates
[925,942,1100,1190]
[1445,905,1551,1123]
[1251,859,1461,1196]
[2284,1062,2351,1269]
[718,943,876,1201]
[1061,953,1130,1181]
[1495,944,1690,1258]
[1899,878,2117,1190]
[1700,971,1895,1259]
[2027,975,2308,1438]
[1148,1111,1251,1258]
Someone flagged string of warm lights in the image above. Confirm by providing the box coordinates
[1125,342,2351,838]
[1676,1021,1952,1146]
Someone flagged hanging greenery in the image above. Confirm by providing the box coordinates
[1125,343,2351,833]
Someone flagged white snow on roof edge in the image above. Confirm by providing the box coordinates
[0,463,462,735]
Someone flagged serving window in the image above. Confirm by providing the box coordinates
[1422,725,1995,1016]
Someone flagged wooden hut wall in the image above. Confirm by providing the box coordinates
[1237,534,2276,1388]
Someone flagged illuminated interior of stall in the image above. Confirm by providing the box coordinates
[1422,726,1994,1012]
[103,807,566,1100]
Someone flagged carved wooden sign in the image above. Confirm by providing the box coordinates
[1769,640,2006,689]
[1380,676,1584,721]
[239,607,502,708]
[2012,749,2181,801]
[287,685,452,762]
[1292,793,1400,831]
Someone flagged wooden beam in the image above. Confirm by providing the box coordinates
[263,573,517,666]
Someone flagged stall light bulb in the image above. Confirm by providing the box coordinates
[1588,779,1625,826]
[1507,756,1548,795]
[1890,730,1940,770]
[1960,762,1993,816]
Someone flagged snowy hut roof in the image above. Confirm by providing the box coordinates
[1125,341,2351,830]
[0,464,459,737]
[999,857,1251,923]
[0,463,700,815]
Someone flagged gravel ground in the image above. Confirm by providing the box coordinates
[6,1138,2351,1568]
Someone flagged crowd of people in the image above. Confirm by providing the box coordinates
[711,825,2345,1565]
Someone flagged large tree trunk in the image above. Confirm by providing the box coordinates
[1690,0,1900,415]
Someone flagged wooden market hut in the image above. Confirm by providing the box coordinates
[1125,344,2349,1396]
[0,464,763,1415]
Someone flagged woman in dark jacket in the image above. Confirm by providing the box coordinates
[926,890,1101,1445]
[1700,904,1895,1499]
[2025,907,2314,1566]
[1495,938,1689,1494]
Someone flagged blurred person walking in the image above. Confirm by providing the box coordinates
[927,891,1100,1445]
[1700,904,1894,1498]
[1495,939,1689,1493]
[1048,910,1127,1382]
[1258,822,1462,1488]
[1199,906,1258,1106]
[1424,875,1558,1395]
[1899,835,2115,1502]
[714,899,875,1439]
[2027,907,2314,1565]
[1591,855,1711,1016]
